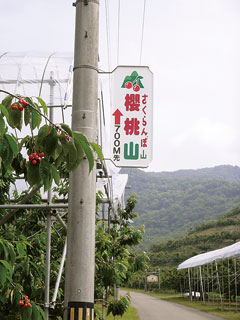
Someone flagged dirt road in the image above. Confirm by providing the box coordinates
[124,291,223,320]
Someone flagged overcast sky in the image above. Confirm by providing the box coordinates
[0,0,239,172]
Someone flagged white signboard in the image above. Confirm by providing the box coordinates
[147,275,158,283]
[110,66,153,168]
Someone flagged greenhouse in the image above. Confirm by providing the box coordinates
[178,241,240,312]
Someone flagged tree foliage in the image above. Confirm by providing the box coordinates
[0,93,102,193]
[0,92,103,319]
[95,194,148,318]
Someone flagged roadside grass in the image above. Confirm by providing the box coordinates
[95,303,139,320]
[123,288,240,320]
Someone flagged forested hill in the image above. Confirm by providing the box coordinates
[121,165,240,246]
[148,165,240,183]
[149,206,240,268]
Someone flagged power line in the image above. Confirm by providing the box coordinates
[104,0,111,71]
[140,0,147,65]
[117,0,121,66]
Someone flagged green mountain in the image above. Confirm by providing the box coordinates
[149,206,240,268]
[148,165,240,183]
[122,165,240,245]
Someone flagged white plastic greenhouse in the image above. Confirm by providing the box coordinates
[178,242,240,270]
[177,241,240,312]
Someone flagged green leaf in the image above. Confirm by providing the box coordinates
[51,164,60,185]
[1,94,13,110]
[19,136,29,151]
[29,261,41,277]
[37,305,46,320]
[73,131,88,143]
[60,123,73,137]
[52,141,62,160]
[8,104,23,130]
[80,140,94,173]
[73,136,84,170]
[0,103,9,121]
[44,127,58,157]
[21,303,32,319]
[4,134,18,157]
[59,132,69,156]
[90,142,103,164]
[14,290,21,308]
[0,136,4,156]
[27,161,41,186]
[16,242,26,257]
[67,141,77,171]
[0,264,6,286]
[7,242,16,263]
[2,138,13,171]
[31,302,41,320]
[39,159,52,191]
[0,114,5,135]
[24,104,30,126]
[36,97,48,116]
[55,150,65,169]
[0,260,13,275]
[36,124,51,148]
[31,104,42,130]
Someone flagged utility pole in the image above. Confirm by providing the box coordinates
[64,1,99,319]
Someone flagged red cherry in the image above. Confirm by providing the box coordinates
[39,152,44,157]
[18,300,24,306]
[133,84,140,92]
[19,105,24,111]
[125,81,132,89]
[66,136,70,141]
[57,132,61,137]
[35,155,39,160]
[22,100,27,108]
[24,303,28,308]
[27,303,31,307]
[12,104,18,110]
[29,155,34,161]
[19,99,27,108]
[32,160,37,165]
[32,153,37,158]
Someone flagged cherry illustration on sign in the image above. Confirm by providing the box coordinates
[111,66,152,168]
[121,71,144,92]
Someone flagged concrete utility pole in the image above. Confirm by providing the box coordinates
[64,1,99,319]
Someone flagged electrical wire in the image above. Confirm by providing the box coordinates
[104,0,111,71]
[117,0,121,66]
[140,0,147,65]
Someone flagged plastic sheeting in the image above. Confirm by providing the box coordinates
[177,241,240,270]
[0,52,73,106]
[0,52,128,208]
[96,174,128,209]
